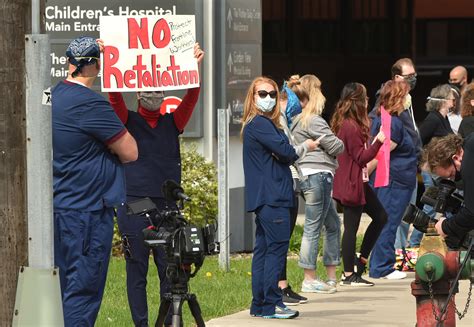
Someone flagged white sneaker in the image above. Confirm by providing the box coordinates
[301,279,336,294]
[383,270,407,280]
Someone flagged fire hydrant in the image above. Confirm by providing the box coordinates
[411,224,473,327]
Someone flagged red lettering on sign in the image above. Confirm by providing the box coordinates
[102,46,122,88]
[124,70,136,88]
[128,18,149,49]
[152,19,171,49]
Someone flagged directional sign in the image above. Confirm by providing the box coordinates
[226,44,261,88]
[220,0,262,133]
[225,0,261,43]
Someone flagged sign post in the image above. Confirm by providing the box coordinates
[217,107,230,271]
[13,31,63,327]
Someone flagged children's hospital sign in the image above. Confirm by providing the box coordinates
[100,15,199,92]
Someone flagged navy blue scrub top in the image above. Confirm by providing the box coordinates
[52,80,126,211]
[371,112,417,188]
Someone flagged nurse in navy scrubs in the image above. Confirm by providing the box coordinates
[241,76,311,319]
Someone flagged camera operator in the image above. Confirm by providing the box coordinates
[108,43,204,326]
[423,134,474,246]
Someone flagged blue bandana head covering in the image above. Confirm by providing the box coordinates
[282,84,302,128]
[66,37,100,76]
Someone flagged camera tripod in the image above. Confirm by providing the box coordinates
[155,263,205,327]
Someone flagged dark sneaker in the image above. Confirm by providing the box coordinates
[263,305,299,319]
[282,286,308,304]
[340,273,374,287]
[282,292,300,306]
[354,254,367,276]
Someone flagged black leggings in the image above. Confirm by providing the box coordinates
[279,194,299,281]
[341,184,387,273]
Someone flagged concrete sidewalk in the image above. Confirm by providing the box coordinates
[207,273,474,326]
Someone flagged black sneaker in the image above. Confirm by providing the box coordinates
[280,288,300,306]
[340,273,374,287]
[282,286,308,304]
[354,255,367,277]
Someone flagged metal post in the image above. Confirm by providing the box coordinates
[202,0,214,161]
[217,108,230,271]
[13,33,63,327]
[25,34,53,269]
[31,0,40,34]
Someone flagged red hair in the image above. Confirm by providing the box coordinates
[378,80,410,116]
[240,77,281,137]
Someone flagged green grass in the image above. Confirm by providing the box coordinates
[97,232,364,326]
[96,256,255,326]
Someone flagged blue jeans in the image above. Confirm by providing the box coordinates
[251,205,290,316]
[298,173,341,270]
[395,182,418,249]
[409,171,438,246]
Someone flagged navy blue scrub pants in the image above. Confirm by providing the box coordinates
[250,205,290,316]
[117,196,172,326]
[369,181,414,278]
[54,207,114,327]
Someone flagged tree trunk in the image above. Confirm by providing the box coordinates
[0,0,30,324]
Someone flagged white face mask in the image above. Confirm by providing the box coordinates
[256,96,276,113]
[137,91,165,111]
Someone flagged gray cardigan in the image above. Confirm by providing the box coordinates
[291,114,344,174]
[279,111,308,158]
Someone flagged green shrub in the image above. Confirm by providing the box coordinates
[112,142,218,255]
[179,142,218,226]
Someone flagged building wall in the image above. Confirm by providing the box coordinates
[262,0,474,123]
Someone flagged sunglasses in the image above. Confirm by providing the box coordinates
[256,90,277,99]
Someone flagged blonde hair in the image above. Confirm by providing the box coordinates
[299,74,326,129]
[240,76,281,138]
[280,74,309,102]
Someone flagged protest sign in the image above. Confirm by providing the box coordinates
[100,15,199,92]
[374,105,392,188]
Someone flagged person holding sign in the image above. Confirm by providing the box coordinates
[106,41,203,327]
[368,80,418,280]
[52,36,138,326]
[331,83,387,287]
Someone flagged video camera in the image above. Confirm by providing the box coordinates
[402,178,463,233]
[126,180,220,272]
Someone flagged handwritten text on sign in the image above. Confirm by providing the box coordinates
[100,15,199,92]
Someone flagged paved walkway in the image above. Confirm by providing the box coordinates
[207,274,473,326]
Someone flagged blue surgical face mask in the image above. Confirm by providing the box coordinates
[256,96,276,113]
